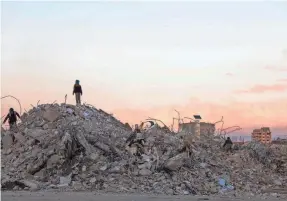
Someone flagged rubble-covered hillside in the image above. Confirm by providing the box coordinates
[1,103,286,198]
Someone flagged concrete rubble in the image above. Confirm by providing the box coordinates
[1,103,287,198]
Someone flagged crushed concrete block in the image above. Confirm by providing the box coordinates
[27,139,37,146]
[25,128,47,139]
[89,153,99,160]
[59,174,72,187]
[43,122,57,130]
[2,133,14,150]
[47,154,61,168]
[138,163,147,169]
[164,153,186,171]
[14,133,26,144]
[100,165,108,171]
[90,177,97,183]
[72,181,83,191]
[273,179,282,186]
[20,180,39,190]
[42,109,61,122]
[139,169,152,176]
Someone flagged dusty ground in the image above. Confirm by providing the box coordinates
[1,192,285,201]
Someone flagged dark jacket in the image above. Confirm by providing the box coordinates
[73,84,82,95]
[3,111,20,124]
[223,138,233,147]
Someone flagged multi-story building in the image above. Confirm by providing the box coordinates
[251,127,272,144]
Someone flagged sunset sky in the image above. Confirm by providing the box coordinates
[1,1,287,136]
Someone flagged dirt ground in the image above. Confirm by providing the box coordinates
[1,192,285,201]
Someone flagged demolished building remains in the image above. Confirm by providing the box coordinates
[1,103,287,198]
[178,122,215,136]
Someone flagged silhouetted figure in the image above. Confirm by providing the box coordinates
[223,137,233,153]
[3,108,20,130]
[73,80,83,106]
[126,124,141,145]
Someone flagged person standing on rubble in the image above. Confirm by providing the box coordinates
[223,137,233,153]
[125,125,145,156]
[126,124,141,146]
[2,108,21,130]
[73,80,83,106]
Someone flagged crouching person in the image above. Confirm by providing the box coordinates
[223,137,233,153]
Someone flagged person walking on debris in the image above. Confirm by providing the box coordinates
[125,124,145,156]
[73,80,83,106]
[3,108,21,130]
[223,137,233,153]
[126,124,141,146]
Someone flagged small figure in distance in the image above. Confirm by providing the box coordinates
[223,137,233,153]
[3,108,21,130]
[126,124,141,146]
[73,80,83,106]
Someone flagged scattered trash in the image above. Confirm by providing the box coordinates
[218,178,226,187]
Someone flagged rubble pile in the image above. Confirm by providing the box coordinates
[1,103,286,197]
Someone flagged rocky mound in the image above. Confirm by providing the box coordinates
[1,103,286,198]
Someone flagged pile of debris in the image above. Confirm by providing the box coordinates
[1,103,286,197]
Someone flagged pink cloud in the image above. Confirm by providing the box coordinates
[235,84,287,93]
[264,66,287,72]
[277,78,287,82]
[225,72,234,76]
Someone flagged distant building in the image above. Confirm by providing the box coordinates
[231,136,238,142]
[272,138,287,145]
[178,122,215,135]
[251,127,272,144]
[239,136,245,142]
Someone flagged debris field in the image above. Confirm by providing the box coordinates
[1,103,287,198]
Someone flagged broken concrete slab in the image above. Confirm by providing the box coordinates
[24,128,47,139]
[20,180,39,190]
[139,168,152,176]
[46,154,61,168]
[164,153,186,171]
[14,133,26,144]
[2,133,14,150]
[42,109,61,122]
